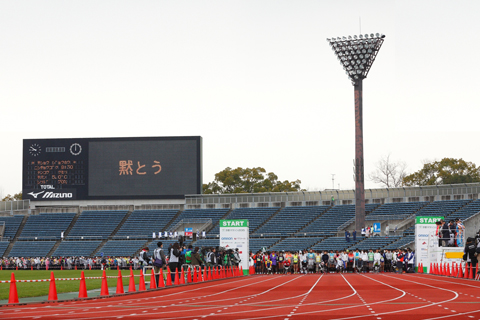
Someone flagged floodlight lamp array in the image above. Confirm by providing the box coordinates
[327,33,385,85]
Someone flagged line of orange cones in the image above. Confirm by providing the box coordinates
[7,265,245,304]
[421,261,476,279]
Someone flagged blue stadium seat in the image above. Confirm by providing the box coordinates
[9,241,56,257]
[67,211,128,239]
[0,216,25,240]
[20,213,75,239]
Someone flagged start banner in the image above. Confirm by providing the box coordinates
[415,216,443,272]
[219,219,249,275]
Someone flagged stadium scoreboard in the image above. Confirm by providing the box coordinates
[23,136,202,201]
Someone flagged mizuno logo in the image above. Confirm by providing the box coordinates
[27,191,73,199]
[43,192,73,199]
[28,191,45,198]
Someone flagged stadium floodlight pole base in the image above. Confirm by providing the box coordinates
[354,79,365,233]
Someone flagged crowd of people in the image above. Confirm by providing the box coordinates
[0,256,139,270]
[252,248,416,274]
[435,218,465,247]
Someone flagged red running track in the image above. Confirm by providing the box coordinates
[1,273,480,320]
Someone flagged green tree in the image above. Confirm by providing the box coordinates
[1,192,23,201]
[203,167,304,194]
[403,158,480,186]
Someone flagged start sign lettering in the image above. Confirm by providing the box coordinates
[221,220,249,228]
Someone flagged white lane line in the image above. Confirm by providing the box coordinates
[70,275,304,320]
[286,274,323,317]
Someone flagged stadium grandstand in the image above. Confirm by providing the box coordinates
[1,183,480,259]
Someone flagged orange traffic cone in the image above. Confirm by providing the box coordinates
[78,271,88,298]
[187,267,192,283]
[208,267,212,281]
[138,270,146,291]
[446,264,451,277]
[203,267,207,282]
[48,272,58,301]
[193,267,198,283]
[128,268,136,292]
[240,266,244,276]
[174,270,180,285]
[100,269,109,296]
[464,264,469,279]
[116,270,124,294]
[180,268,185,285]
[8,273,19,304]
[150,268,157,289]
[157,268,165,288]
[469,264,474,279]
[458,263,463,278]
[166,267,172,286]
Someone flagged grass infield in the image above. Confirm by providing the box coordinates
[0,269,144,300]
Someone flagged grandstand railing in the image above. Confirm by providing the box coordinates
[394,213,416,231]
[0,200,30,213]
[337,217,355,232]
[17,236,59,241]
[463,209,480,224]
[169,218,212,233]
[185,183,480,207]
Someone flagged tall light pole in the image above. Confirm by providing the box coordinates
[327,33,385,234]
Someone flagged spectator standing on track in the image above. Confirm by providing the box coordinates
[138,247,150,274]
[406,248,414,272]
[464,237,478,278]
[347,250,355,272]
[278,251,285,274]
[233,248,241,267]
[440,220,450,247]
[255,251,262,274]
[270,251,278,274]
[448,220,456,247]
[385,250,392,272]
[367,249,374,272]
[456,219,465,247]
[292,252,299,274]
[168,242,181,282]
[153,242,166,285]
[190,246,203,271]
[396,250,405,273]
[373,250,381,272]
[185,245,193,266]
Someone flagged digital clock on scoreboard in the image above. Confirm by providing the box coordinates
[22,136,202,201]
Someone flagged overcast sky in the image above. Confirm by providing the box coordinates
[1,1,479,198]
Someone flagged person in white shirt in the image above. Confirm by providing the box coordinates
[336,257,344,273]
[361,251,368,272]
[373,250,382,272]
[341,251,348,269]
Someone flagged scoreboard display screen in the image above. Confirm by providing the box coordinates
[22,136,202,201]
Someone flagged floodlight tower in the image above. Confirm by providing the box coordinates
[327,33,385,234]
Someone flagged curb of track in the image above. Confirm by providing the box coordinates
[0,274,252,308]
